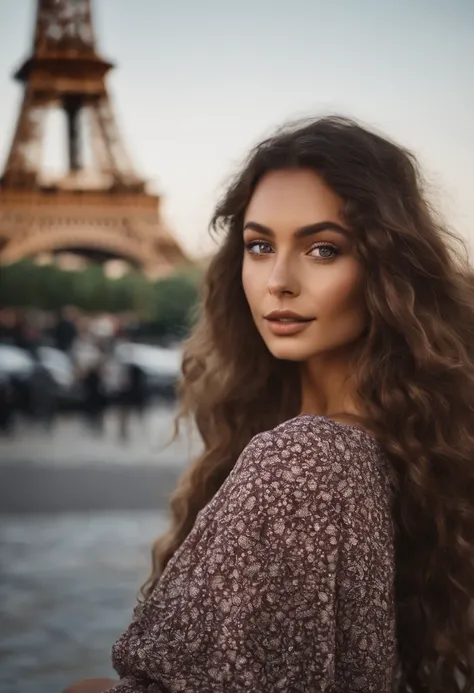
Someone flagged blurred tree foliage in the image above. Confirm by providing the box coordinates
[0,261,202,337]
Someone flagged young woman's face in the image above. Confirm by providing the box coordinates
[242,168,367,363]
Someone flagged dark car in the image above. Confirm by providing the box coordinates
[0,344,83,426]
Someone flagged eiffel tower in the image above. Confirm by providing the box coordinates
[0,0,189,276]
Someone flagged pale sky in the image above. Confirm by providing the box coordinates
[0,0,473,260]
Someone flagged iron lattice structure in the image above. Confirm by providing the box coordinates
[0,0,189,275]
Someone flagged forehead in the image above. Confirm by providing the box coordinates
[244,169,344,227]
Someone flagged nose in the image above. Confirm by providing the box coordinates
[267,256,300,297]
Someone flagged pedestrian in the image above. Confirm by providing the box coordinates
[117,363,147,441]
[27,348,58,431]
[64,115,474,692]
[54,306,79,353]
[83,357,107,434]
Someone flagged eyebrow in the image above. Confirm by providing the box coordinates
[243,220,351,240]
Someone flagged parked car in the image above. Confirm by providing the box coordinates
[0,343,34,380]
[0,343,83,416]
[0,370,16,432]
[36,345,84,409]
[113,342,182,401]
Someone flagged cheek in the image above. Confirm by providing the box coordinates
[315,263,366,316]
[242,260,262,310]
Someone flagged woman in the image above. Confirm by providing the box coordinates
[65,116,474,692]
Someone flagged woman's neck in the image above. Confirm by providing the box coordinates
[300,347,362,420]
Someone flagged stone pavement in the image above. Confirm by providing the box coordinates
[0,511,166,693]
[0,406,202,692]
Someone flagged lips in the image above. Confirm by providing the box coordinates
[263,310,315,336]
[264,310,314,323]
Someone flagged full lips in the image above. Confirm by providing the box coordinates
[265,318,315,336]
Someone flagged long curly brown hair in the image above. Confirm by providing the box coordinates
[143,115,474,692]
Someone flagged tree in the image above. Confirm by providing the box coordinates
[0,260,201,338]
[152,270,200,337]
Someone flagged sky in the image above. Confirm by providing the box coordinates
[0,0,473,260]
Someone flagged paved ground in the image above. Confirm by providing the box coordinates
[0,404,200,468]
[0,406,200,692]
[0,405,201,513]
[0,511,166,693]
[0,463,182,513]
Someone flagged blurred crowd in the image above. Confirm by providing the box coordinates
[0,307,181,437]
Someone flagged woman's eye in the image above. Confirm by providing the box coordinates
[309,244,338,260]
[245,241,273,255]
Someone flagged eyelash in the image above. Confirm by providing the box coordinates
[244,240,340,261]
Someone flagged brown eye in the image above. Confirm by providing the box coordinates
[245,241,273,255]
[308,243,339,260]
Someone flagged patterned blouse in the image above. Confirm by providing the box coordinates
[106,415,397,692]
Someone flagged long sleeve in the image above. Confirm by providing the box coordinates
[106,416,396,693]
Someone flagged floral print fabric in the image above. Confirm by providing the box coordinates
[107,415,396,692]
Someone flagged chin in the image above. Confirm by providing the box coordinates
[264,340,317,362]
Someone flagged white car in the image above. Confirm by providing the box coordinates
[113,342,182,398]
